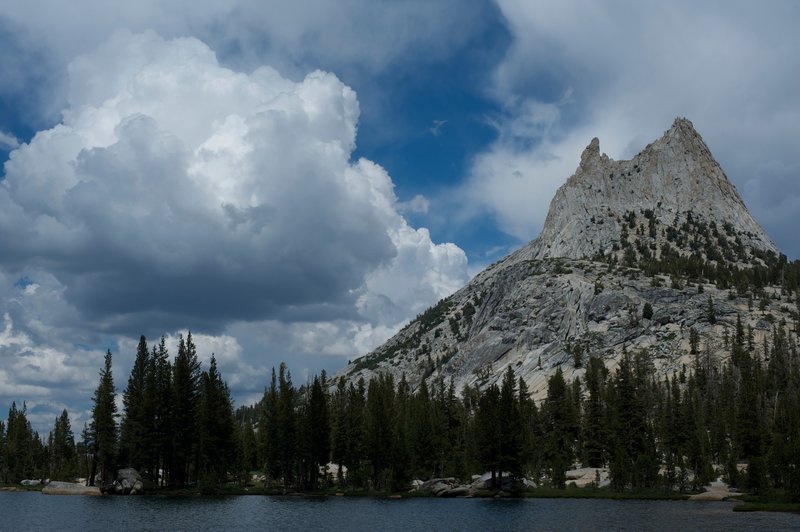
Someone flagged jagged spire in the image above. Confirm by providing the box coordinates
[519,117,776,262]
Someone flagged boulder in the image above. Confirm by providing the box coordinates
[111,468,144,495]
[21,479,41,486]
[440,486,471,497]
[469,471,524,491]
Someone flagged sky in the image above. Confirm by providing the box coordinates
[1,1,798,432]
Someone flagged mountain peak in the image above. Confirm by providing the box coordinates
[517,117,775,263]
[580,137,601,167]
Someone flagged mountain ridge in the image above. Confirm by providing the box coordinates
[336,118,796,400]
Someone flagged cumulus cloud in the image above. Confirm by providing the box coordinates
[0,31,468,427]
[462,1,800,255]
[1,30,466,333]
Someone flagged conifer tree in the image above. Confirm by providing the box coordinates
[476,383,501,489]
[499,366,524,481]
[120,335,149,470]
[583,357,608,468]
[543,367,575,488]
[197,354,235,489]
[49,409,76,481]
[276,363,297,486]
[171,333,201,486]
[366,373,395,489]
[5,402,36,483]
[306,374,331,490]
[90,350,118,487]
[143,337,172,485]
[260,367,280,483]
[0,419,5,482]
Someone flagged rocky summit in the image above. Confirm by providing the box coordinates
[337,118,796,401]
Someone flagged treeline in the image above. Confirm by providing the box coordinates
[233,321,799,500]
[90,334,237,489]
[2,322,799,500]
[0,333,237,489]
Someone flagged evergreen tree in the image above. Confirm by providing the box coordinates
[366,373,395,489]
[390,375,412,491]
[49,409,76,481]
[330,378,349,484]
[143,337,172,485]
[276,363,297,486]
[476,382,501,489]
[90,350,118,487]
[197,354,236,490]
[260,367,281,483]
[171,333,201,486]
[5,402,37,483]
[583,357,608,468]
[119,335,149,470]
[543,367,576,488]
[305,374,331,490]
[499,366,524,481]
[0,419,5,482]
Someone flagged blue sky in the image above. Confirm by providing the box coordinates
[1,1,799,431]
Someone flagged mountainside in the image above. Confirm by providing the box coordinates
[337,118,798,401]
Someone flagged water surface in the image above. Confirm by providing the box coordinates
[3,491,799,531]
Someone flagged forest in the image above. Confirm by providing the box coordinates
[1,315,799,502]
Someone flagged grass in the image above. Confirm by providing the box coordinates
[729,492,800,514]
[733,502,800,513]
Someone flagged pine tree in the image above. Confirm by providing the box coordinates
[0,419,5,483]
[171,333,201,486]
[476,383,501,489]
[120,335,149,470]
[366,373,395,490]
[197,354,235,490]
[49,409,76,481]
[143,337,172,485]
[260,367,281,483]
[499,366,524,482]
[5,402,36,483]
[344,378,367,490]
[543,367,576,488]
[90,350,118,487]
[330,378,349,484]
[276,363,297,487]
[583,357,608,468]
[390,375,412,491]
[305,375,331,490]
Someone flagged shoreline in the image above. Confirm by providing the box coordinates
[3,482,798,514]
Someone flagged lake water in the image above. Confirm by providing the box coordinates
[2,491,799,531]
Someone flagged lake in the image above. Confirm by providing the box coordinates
[2,491,799,531]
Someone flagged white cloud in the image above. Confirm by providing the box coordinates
[0,30,468,424]
[399,194,430,215]
[0,130,19,149]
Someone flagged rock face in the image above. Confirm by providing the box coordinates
[336,118,794,401]
[517,118,776,263]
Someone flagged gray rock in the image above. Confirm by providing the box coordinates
[20,479,41,486]
[112,468,144,495]
[42,481,102,496]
